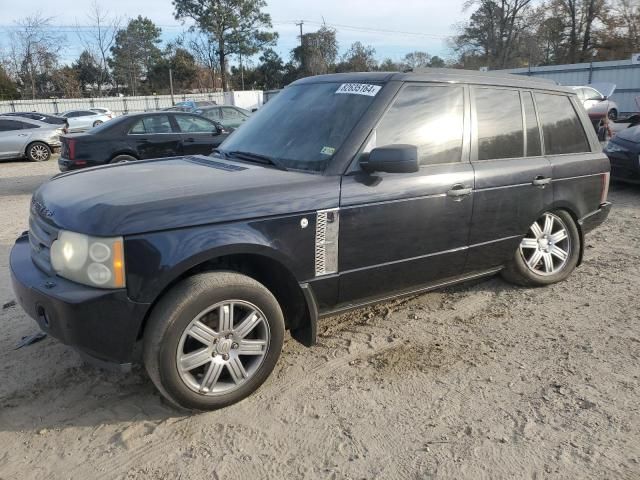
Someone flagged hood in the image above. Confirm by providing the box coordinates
[613,125,640,144]
[34,156,340,236]
[589,82,616,98]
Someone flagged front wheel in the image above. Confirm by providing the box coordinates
[501,210,580,287]
[608,108,618,121]
[143,272,285,411]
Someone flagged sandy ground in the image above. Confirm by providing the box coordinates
[0,157,638,480]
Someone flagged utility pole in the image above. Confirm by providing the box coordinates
[240,50,245,91]
[169,67,175,106]
[296,20,304,67]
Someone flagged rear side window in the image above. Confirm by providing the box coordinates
[372,85,464,165]
[522,92,542,156]
[475,88,524,160]
[129,115,173,134]
[0,120,33,131]
[175,115,216,133]
[534,93,590,155]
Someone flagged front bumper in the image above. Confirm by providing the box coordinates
[579,202,612,234]
[10,234,150,364]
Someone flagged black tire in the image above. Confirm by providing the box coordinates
[143,271,285,411]
[93,120,103,127]
[608,108,618,121]
[110,154,136,163]
[26,141,51,162]
[501,210,580,287]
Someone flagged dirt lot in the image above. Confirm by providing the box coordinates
[0,157,638,480]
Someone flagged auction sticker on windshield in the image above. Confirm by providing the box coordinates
[335,83,381,96]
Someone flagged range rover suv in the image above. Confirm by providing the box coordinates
[10,69,611,410]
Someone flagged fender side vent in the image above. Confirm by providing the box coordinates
[315,208,339,276]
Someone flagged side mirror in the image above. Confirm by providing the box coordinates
[360,144,419,174]
[214,124,223,135]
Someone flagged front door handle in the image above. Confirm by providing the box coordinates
[533,176,552,187]
[447,184,473,199]
[184,137,195,143]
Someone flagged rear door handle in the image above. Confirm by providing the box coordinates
[447,184,473,198]
[533,176,552,187]
[184,137,195,143]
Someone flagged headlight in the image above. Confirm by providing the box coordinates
[50,230,125,288]
[604,141,629,154]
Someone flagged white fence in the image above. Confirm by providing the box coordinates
[0,90,264,116]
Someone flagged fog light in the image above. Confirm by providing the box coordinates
[87,263,112,285]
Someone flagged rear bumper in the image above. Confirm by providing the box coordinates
[579,202,612,234]
[58,156,101,172]
[10,234,150,364]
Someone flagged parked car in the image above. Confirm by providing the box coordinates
[58,112,229,171]
[59,110,113,133]
[0,116,64,161]
[164,100,217,113]
[570,83,619,120]
[89,107,116,119]
[603,125,640,182]
[11,69,611,410]
[3,112,69,132]
[195,105,251,130]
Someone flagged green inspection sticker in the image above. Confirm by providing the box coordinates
[320,146,336,155]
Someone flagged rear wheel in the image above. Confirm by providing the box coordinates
[502,210,580,287]
[110,155,136,163]
[143,272,285,411]
[93,120,103,127]
[26,142,51,162]
[608,108,618,121]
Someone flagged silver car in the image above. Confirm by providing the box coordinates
[0,116,64,162]
[59,109,112,133]
[570,83,619,121]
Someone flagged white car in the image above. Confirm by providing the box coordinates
[90,107,116,119]
[569,83,619,121]
[59,110,112,133]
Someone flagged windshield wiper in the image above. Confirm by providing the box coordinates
[227,150,287,170]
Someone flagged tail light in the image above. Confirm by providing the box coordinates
[600,172,610,204]
[67,138,76,160]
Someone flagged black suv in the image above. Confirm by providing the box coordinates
[10,69,611,410]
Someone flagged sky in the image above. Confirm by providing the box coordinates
[0,0,469,65]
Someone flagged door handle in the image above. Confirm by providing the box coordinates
[184,137,195,143]
[447,184,473,198]
[532,176,552,187]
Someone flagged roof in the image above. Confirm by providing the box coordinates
[291,68,573,93]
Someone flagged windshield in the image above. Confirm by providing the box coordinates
[218,82,381,172]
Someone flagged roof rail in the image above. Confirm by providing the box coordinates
[403,67,559,85]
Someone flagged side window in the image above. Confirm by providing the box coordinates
[202,108,221,121]
[0,120,26,131]
[129,115,173,134]
[371,85,464,166]
[534,93,590,155]
[222,107,243,120]
[475,88,524,160]
[175,115,216,133]
[522,92,542,156]
[583,88,602,101]
[129,119,147,134]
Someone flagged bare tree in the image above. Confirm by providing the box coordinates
[6,14,65,99]
[75,1,121,96]
[187,31,221,91]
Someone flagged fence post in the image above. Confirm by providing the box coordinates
[90,98,95,108]
[123,97,128,114]
[53,99,59,115]
[154,97,159,110]
[9,101,15,112]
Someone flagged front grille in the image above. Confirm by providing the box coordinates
[29,213,59,274]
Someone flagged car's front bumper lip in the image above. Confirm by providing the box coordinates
[10,234,150,364]
[579,202,612,234]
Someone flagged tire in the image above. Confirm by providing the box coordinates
[93,120,103,127]
[143,271,285,411]
[608,109,618,121]
[501,210,580,287]
[110,154,136,164]
[26,141,51,162]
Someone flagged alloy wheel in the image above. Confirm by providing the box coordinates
[176,300,270,396]
[30,144,49,161]
[519,212,571,276]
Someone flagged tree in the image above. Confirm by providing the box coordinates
[403,51,432,69]
[73,50,102,94]
[336,42,377,72]
[110,16,162,95]
[6,14,65,99]
[0,64,19,100]
[51,66,82,98]
[148,46,199,92]
[76,1,120,95]
[291,26,338,76]
[428,55,446,67]
[598,0,640,59]
[378,58,402,71]
[257,48,285,89]
[187,31,222,90]
[173,0,278,91]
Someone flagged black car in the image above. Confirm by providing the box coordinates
[58,112,229,171]
[3,112,69,132]
[11,69,611,411]
[604,125,640,182]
